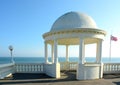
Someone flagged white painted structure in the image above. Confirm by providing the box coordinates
[0,11,108,80]
[15,63,44,73]
[0,63,15,79]
[43,11,106,80]
[1,62,120,79]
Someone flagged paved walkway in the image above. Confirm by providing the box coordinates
[0,72,120,85]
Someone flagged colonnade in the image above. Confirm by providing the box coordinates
[44,40,69,64]
[44,38,103,64]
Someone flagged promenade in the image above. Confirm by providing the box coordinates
[0,72,120,85]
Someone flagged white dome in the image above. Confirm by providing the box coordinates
[50,11,97,32]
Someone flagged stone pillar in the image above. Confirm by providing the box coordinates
[77,38,86,80]
[96,39,103,79]
[44,40,60,78]
[79,38,85,64]
[45,41,48,63]
[54,39,58,63]
[51,44,54,63]
[66,45,69,62]
[96,39,102,63]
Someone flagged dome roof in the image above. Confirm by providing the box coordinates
[50,11,97,32]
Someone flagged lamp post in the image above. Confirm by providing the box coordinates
[9,45,14,63]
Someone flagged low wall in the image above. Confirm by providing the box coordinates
[77,63,103,80]
[44,63,60,78]
[1,62,120,79]
[0,63,15,79]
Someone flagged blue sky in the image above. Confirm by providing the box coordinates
[0,0,120,57]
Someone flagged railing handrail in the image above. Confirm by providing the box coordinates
[104,63,120,64]
[0,63,15,68]
[0,63,15,79]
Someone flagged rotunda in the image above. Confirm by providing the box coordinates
[43,11,106,80]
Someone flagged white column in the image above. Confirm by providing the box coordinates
[54,39,58,63]
[66,45,69,62]
[79,38,85,64]
[96,40,102,63]
[51,44,54,63]
[45,41,48,63]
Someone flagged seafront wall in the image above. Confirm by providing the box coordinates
[0,63,15,79]
[1,62,120,79]
[15,63,44,73]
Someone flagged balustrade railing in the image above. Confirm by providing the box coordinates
[60,62,120,74]
[60,62,77,71]
[1,62,120,79]
[103,63,120,74]
[15,62,77,73]
[15,63,44,73]
[0,63,15,79]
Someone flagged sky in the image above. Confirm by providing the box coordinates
[0,0,120,58]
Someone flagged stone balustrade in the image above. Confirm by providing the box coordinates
[15,63,44,73]
[103,63,120,74]
[60,62,120,74]
[60,62,77,71]
[1,62,120,79]
[0,63,15,79]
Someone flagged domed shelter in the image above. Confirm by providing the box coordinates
[43,11,106,80]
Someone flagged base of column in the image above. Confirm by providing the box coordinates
[44,63,60,78]
[76,63,103,80]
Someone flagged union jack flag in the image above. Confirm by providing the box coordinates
[111,35,118,41]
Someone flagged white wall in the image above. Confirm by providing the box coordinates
[77,63,103,80]
[44,63,60,78]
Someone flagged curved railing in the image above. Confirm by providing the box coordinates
[0,63,15,79]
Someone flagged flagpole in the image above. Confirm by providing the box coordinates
[109,35,112,62]
[109,34,118,63]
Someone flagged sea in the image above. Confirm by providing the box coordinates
[0,57,120,64]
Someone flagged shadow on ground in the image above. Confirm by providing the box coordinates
[103,74,120,79]
[12,73,51,80]
[1,72,120,85]
[113,82,120,85]
[0,71,76,85]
